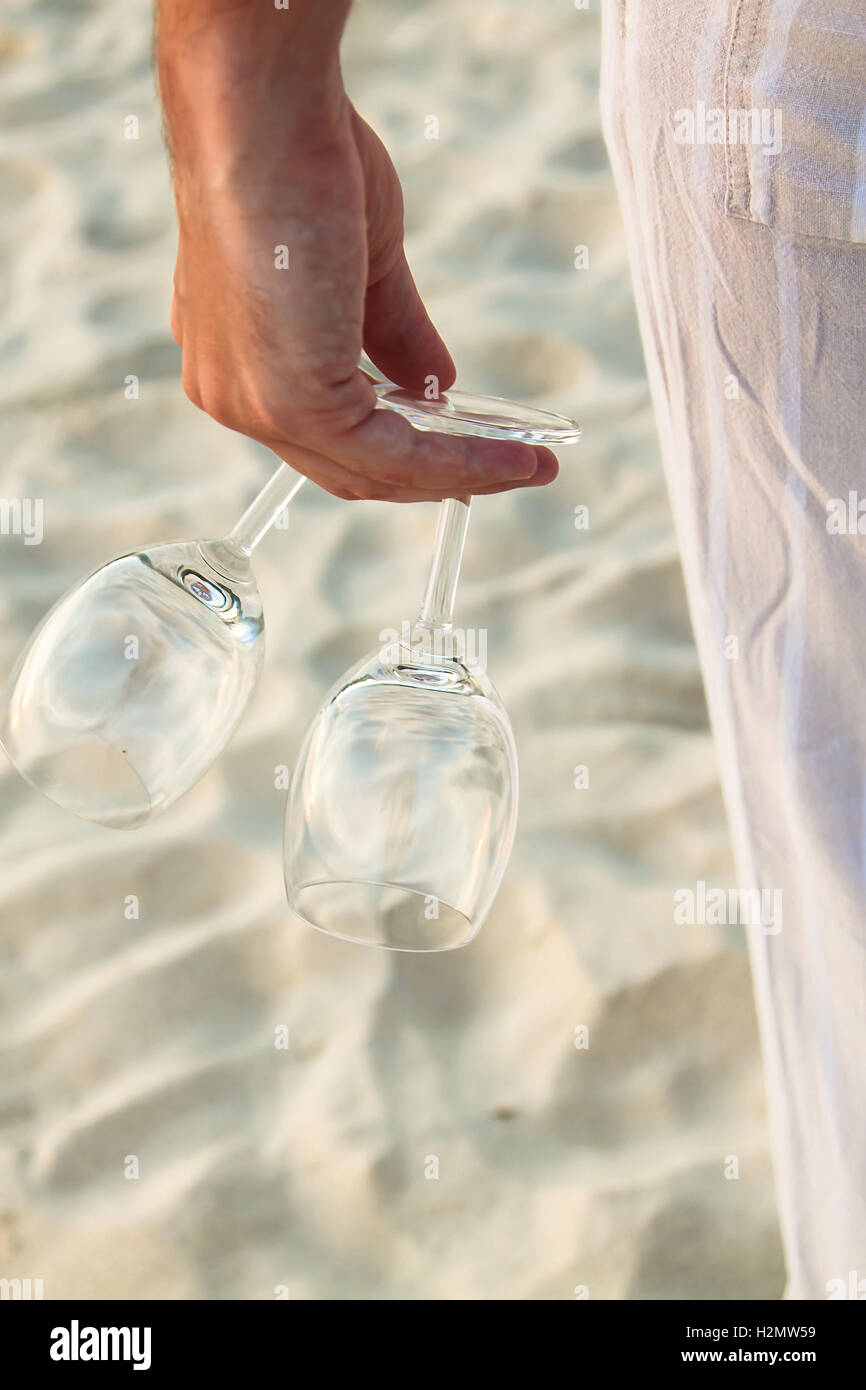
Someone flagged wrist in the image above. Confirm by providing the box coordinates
[157,4,351,180]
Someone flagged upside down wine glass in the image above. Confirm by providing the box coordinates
[283,385,581,952]
[0,464,305,828]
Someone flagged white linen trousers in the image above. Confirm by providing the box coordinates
[600,0,866,1298]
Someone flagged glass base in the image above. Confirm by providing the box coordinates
[288,880,474,952]
[372,383,582,444]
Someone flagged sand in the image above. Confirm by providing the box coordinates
[0,0,784,1298]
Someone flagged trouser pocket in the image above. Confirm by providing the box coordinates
[723,0,866,242]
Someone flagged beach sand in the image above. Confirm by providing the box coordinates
[0,0,784,1298]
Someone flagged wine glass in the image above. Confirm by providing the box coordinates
[0,465,304,828]
[284,386,581,951]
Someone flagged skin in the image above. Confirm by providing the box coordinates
[155,0,559,501]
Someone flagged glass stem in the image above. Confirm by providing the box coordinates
[417,497,471,636]
[200,464,304,577]
[225,464,305,555]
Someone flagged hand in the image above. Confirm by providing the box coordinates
[168,99,559,501]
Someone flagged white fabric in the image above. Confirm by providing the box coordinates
[601,0,866,1298]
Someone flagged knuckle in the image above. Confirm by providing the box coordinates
[181,358,377,462]
[181,360,251,434]
[190,376,246,433]
[247,396,301,442]
[181,366,202,411]
[199,391,238,431]
[298,374,375,438]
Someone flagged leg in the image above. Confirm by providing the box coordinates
[601,0,866,1298]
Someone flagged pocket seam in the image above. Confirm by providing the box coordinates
[723,0,765,220]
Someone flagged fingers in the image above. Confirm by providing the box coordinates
[252,433,456,502]
[317,397,547,493]
[229,364,550,494]
[256,436,559,502]
[175,254,559,500]
[472,446,559,493]
[180,334,559,498]
[362,253,456,394]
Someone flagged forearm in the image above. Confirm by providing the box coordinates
[155,0,353,179]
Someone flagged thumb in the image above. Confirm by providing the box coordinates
[363,252,456,394]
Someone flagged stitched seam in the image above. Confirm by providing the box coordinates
[724,0,765,217]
